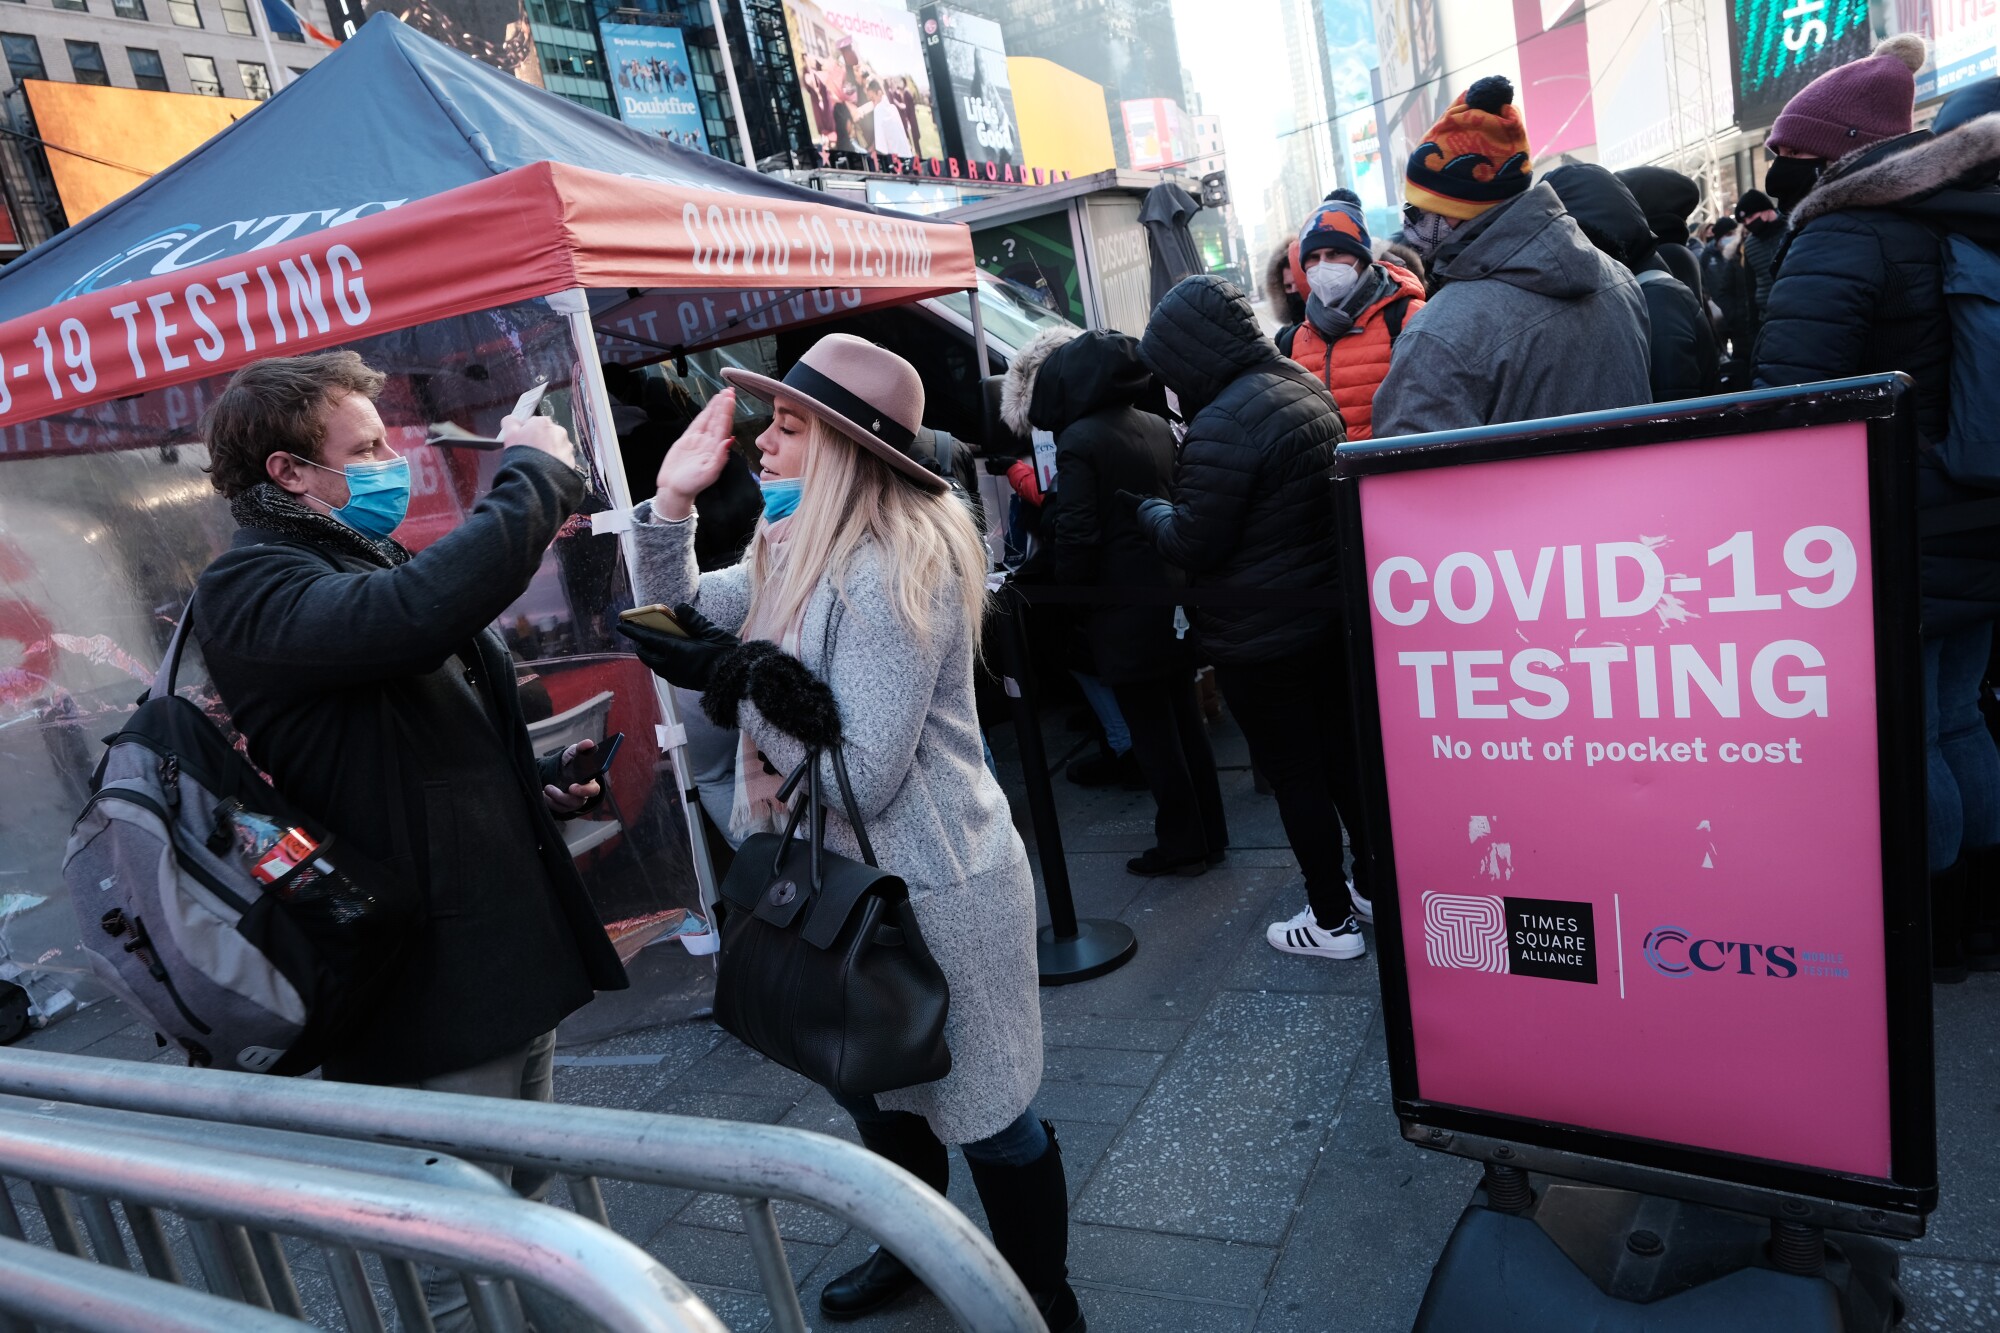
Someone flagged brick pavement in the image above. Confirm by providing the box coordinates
[19,710,2000,1331]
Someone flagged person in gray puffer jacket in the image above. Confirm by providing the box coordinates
[1372,75,1650,437]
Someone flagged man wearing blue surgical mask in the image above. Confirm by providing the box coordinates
[192,352,629,1251]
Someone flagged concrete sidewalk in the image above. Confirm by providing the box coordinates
[21,706,2000,1331]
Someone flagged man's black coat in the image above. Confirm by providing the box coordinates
[195,448,627,1083]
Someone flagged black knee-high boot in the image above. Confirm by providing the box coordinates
[820,1113,949,1321]
[966,1121,1085,1333]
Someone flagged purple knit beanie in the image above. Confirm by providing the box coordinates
[1768,34,1928,161]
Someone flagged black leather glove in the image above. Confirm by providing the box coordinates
[615,602,739,691]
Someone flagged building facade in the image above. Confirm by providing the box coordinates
[0,0,334,100]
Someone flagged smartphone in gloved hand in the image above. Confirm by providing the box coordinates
[618,604,689,637]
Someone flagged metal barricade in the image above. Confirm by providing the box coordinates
[0,1092,546,1331]
[0,1098,725,1333]
[0,1232,318,1333]
[0,1046,1042,1333]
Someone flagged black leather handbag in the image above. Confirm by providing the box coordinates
[713,745,952,1098]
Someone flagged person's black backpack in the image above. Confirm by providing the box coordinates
[63,603,418,1072]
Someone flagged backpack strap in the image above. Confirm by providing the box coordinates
[1275,323,1299,358]
[1382,295,1413,342]
[148,597,198,704]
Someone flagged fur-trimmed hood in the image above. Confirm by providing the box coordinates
[1263,243,1306,325]
[998,325,1078,437]
[1792,112,2000,230]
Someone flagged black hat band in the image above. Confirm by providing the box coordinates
[782,361,916,452]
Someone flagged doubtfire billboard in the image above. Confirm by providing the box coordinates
[919,5,1020,168]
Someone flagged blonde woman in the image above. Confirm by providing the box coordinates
[617,335,1082,1332]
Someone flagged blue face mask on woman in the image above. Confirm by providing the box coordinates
[760,476,805,523]
[292,449,412,539]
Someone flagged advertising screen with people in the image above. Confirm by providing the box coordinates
[332,0,541,83]
[783,0,943,161]
[601,23,711,155]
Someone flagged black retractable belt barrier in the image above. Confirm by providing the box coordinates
[991,582,1137,985]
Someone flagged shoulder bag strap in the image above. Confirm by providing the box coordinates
[816,589,878,868]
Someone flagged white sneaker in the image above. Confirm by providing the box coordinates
[1348,881,1373,924]
[1267,909,1366,959]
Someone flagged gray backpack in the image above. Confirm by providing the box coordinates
[63,604,416,1073]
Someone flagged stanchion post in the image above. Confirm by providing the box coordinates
[994,584,1136,985]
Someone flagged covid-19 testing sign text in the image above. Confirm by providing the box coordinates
[1339,379,1935,1227]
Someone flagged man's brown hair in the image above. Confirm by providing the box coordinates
[202,351,386,498]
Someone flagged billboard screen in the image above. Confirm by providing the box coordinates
[920,5,1020,168]
[1883,0,2000,103]
[1340,384,1936,1223]
[327,0,541,82]
[784,0,942,160]
[1728,0,1872,128]
[20,81,262,224]
[1120,97,1191,171]
[600,23,711,154]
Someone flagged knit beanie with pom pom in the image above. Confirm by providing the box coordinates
[1403,75,1534,220]
[1768,33,1928,162]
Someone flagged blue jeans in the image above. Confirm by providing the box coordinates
[836,1092,1049,1168]
[1924,622,2000,870]
[1071,671,1131,755]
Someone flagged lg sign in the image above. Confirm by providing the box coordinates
[1643,925,1850,981]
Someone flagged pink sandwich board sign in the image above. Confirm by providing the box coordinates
[1335,375,1936,1236]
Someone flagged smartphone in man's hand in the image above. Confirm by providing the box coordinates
[559,732,623,786]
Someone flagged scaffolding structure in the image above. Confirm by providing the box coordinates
[1660,0,1725,219]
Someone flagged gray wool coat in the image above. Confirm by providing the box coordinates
[632,503,1043,1145]
[1372,180,1652,439]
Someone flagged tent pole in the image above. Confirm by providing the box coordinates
[707,0,757,169]
[969,281,989,377]
[550,288,723,925]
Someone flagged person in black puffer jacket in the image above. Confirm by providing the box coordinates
[1617,164,1707,303]
[1018,328,1230,877]
[1547,162,1719,402]
[1131,274,1367,961]
[1754,46,2000,979]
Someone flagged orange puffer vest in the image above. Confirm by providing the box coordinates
[1281,262,1426,441]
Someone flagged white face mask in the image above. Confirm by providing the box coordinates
[1306,260,1362,306]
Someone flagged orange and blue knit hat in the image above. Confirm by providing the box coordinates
[1403,75,1533,220]
[1298,193,1373,265]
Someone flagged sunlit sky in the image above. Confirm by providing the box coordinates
[1173,0,1292,247]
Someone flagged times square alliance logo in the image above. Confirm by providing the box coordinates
[1422,892,1598,984]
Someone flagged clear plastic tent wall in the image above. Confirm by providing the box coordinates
[0,300,716,1031]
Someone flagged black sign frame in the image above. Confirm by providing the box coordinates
[1333,376,1937,1237]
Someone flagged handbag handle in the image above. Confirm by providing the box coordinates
[764,739,877,889]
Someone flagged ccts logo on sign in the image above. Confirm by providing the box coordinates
[1643,926,1851,981]
[1423,892,1598,984]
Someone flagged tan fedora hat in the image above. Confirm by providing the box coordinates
[722,334,947,493]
